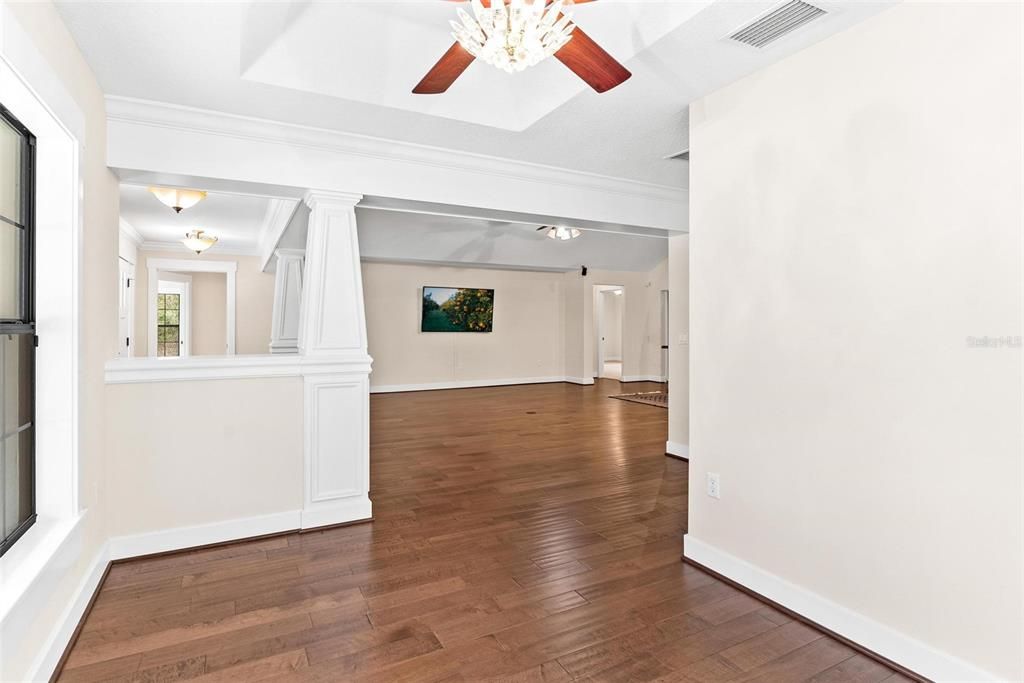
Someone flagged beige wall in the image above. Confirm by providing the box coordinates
[688,2,1021,679]
[134,251,275,356]
[363,262,566,389]
[190,272,227,355]
[363,260,669,390]
[1,2,119,680]
[667,235,688,448]
[105,378,303,537]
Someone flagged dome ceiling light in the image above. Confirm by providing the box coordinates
[181,229,218,254]
[148,186,207,213]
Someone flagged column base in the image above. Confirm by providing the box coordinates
[300,495,372,531]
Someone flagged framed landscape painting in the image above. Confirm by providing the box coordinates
[421,287,494,332]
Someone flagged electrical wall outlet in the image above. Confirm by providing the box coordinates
[706,472,721,499]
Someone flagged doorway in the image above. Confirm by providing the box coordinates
[146,258,237,357]
[594,285,625,380]
[156,276,191,358]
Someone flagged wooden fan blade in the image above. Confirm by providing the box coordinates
[413,42,476,94]
[554,26,631,93]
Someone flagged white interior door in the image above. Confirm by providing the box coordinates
[660,289,669,382]
[117,257,135,358]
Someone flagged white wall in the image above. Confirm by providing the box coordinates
[362,262,565,390]
[667,235,688,452]
[687,3,1022,680]
[134,250,274,356]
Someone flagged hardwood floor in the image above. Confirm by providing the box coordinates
[58,380,906,682]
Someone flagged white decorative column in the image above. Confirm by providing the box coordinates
[269,248,304,354]
[297,190,373,529]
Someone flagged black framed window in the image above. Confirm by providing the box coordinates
[0,103,36,557]
[156,293,181,357]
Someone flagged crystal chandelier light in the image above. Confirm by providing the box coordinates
[181,229,218,254]
[451,0,576,74]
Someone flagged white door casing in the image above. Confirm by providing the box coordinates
[117,258,135,357]
[146,258,237,357]
[156,276,191,358]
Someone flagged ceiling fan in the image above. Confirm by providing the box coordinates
[413,0,631,95]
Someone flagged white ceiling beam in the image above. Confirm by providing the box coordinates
[105,96,688,233]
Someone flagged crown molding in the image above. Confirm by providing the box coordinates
[118,217,144,246]
[304,190,363,210]
[105,96,687,210]
[139,240,259,257]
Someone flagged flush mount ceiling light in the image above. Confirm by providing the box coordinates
[538,225,582,241]
[413,0,630,94]
[148,186,207,213]
[181,229,218,254]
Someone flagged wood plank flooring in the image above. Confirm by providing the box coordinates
[58,380,906,682]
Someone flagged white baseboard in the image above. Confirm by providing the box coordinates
[564,376,596,385]
[109,510,301,561]
[621,375,667,383]
[665,441,689,459]
[683,535,1001,682]
[371,376,566,393]
[300,495,373,530]
[24,541,110,682]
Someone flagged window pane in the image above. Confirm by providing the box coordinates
[166,294,179,311]
[2,428,32,538]
[2,333,32,434]
[166,309,179,325]
[0,116,23,224]
[0,223,21,321]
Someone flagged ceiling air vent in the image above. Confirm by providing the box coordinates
[727,0,827,49]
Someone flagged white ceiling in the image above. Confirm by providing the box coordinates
[119,184,274,254]
[355,208,667,272]
[242,2,709,131]
[55,0,895,186]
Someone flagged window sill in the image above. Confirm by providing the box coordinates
[0,511,85,623]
